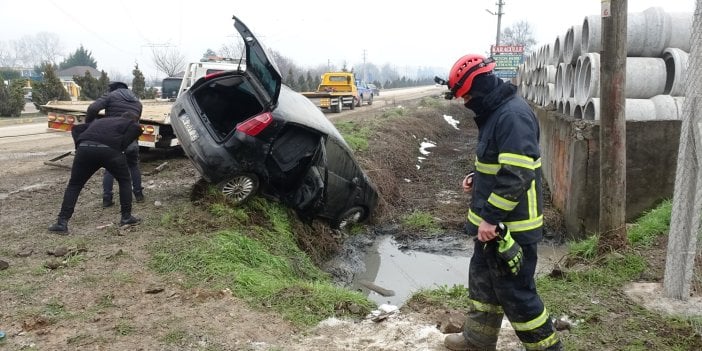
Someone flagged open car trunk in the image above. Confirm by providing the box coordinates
[191,75,265,140]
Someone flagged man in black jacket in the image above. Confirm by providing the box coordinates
[86,81,145,207]
[48,112,142,234]
[441,54,562,351]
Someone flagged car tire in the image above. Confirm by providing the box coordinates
[331,206,366,230]
[350,98,356,110]
[367,94,373,105]
[217,173,259,205]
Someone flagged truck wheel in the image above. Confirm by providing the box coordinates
[367,94,374,105]
[332,98,342,113]
[218,173,259,205]
[350,98,355,110]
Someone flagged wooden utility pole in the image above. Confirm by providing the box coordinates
[663,0,702,300]
[598,0,628,253]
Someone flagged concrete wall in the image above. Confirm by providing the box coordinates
[536,107,681,239]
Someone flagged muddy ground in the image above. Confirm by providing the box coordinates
[0,92,566,350]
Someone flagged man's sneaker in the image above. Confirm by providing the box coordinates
[134,191,144,203]
[103,196,114,208]
[120,215,141,226]
[48,218,69,234]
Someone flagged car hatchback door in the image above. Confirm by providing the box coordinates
[233,15,282,110]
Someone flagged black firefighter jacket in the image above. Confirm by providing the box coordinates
[466,81,544,245]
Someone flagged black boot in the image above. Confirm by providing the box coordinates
[134,191,144,203]
[103,195,114,208]
[48,218,69,234]
[120,214,141,226]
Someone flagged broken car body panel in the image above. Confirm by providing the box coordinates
[170,15,379,229]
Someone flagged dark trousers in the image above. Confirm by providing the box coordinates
[103,142,142,197]
[57,144,132,219]
[465,239,559,349]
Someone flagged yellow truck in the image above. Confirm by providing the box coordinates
[301,72,369,113]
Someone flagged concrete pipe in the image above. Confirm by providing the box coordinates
[545,65,557,85]
[582,7,692,57]
[555,64,563,100]
[573,104,584,119]
[662,47,689,96]
[553,34,565,65]
[563,24,583,65]
[564,98,577,117]
[565,63,575,98]
[582,15,601,54]
[557,99,565,114]
[577,53,667,105]
[548,83,557,106]
[583,96,686,121]
[573,55,587,104]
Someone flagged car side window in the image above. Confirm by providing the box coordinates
[325,139,358,177]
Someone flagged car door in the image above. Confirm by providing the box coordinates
[233,15,282,110]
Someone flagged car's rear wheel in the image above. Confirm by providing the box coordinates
[367,95,373,105]
[217,173,259,205]
[331,206,366,230]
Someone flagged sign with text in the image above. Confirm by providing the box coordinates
[493,54,524,69]
[490,45,525,54]
[494,69,518,79]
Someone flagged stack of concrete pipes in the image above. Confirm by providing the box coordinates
[516,7,691,121]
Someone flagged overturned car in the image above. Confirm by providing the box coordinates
[170,15,379,230]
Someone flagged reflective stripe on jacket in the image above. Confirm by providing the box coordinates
[466,83,543,245]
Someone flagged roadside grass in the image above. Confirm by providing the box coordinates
[401,210,442,235]
[411,199,702,350]
[150,197,374,327]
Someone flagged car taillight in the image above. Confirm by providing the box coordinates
[236,112,273,136]
[66,115,75,123]
[47,113,56,121]
[56,115,65,123]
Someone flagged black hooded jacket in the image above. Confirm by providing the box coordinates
[465,79,544,245]
[77,116,142,151]
[86,88,143,123]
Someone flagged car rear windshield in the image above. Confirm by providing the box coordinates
[248,49,278,102]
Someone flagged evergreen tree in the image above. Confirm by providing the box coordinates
[131,63,146,99]
[98,71,110,96]
[284,67,296,89]
[0,79,26,117]
[305,71,315,91]
[59,45,98,70]
[73,71,101,100]
[296,74,308,92]
[31,62,71,107]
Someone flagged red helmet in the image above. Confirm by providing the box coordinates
[447,54,496,99]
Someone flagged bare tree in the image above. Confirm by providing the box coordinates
[501,20,537,53]
[32,32,63,65]
[151,46,186,77]
[218,41,245,60]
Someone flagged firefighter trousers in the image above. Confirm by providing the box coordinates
[464,239,561,350]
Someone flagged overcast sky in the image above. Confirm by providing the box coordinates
[0,0,696,80]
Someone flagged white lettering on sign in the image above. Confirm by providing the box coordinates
[490,45,525,54]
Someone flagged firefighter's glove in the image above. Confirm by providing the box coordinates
[496,224,523,277]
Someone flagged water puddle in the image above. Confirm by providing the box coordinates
[349,235,568,307]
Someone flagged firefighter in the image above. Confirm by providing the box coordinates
[440,54,563,351]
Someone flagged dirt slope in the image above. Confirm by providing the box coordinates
[0,94,531,350]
